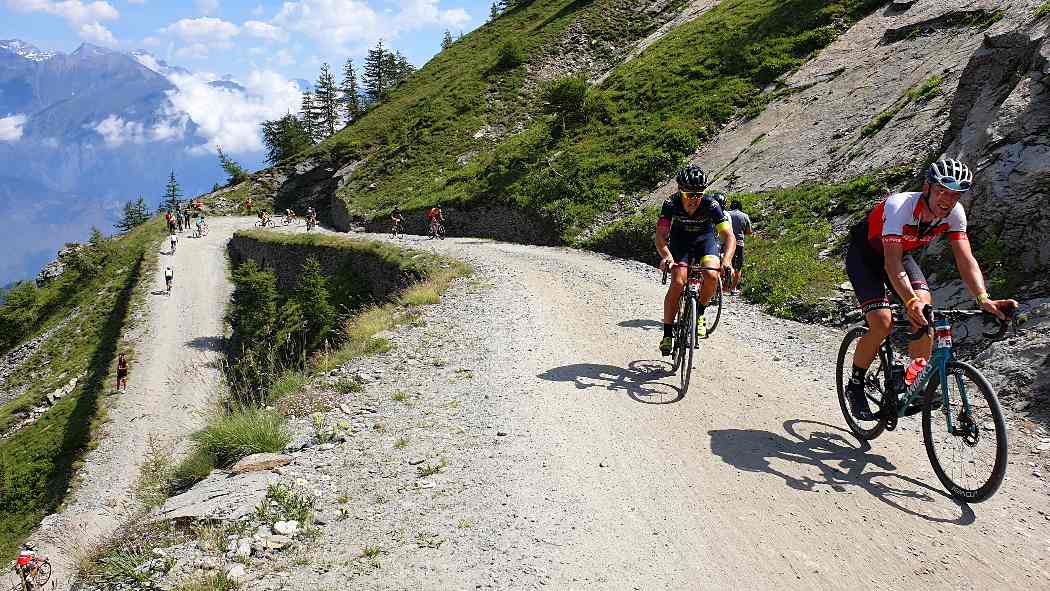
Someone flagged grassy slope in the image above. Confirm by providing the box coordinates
[306,0,885,240]
[0,219,166,557]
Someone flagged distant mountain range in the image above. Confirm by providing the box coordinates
[0,39,271,285]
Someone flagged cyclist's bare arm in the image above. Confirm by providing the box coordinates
[882,242,925,325]
[655,223,673,270]
[717,222,735,269]
[949,238,1014,319]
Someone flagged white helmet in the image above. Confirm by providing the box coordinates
[927,159,973,192]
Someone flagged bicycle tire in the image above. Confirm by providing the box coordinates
[835,326,888,440]
[32,561,50,587]
[705,277,723,336]
[922,361,1007,503]
[669,292,685,373]
[680,295,695,394]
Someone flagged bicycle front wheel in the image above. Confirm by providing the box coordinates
[679,296,696,394]
[922,361,1007,503]
[835,326,888,440]
[33,561,51,586]
[704,277,723,336]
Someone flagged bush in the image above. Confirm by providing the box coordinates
[191,407,290,467]
[541,76,588,126]
[495,40,525,70]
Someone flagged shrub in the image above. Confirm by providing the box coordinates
[542,77,588,124]
[495,40,525,70]
[191,407,290,467]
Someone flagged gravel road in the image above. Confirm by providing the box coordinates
[248,229,1049,590]
[28,218,240,589]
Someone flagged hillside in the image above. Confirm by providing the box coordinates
[0,219,166,556]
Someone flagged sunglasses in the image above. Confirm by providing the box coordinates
[680,191,704,200]
[932,176,972,191]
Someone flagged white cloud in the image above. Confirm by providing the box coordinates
[141,35,161,46]
[250,3,264,17]
[162,16,239,43]
[127,0,145,4]
[195,0,219,15]
[6,0,120,45]
[162,69,302,154]
[93,115,145,146]
[0,114,28,142]
[242,20,287,42]
[272,0,470,51]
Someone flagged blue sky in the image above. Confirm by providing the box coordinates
[1,0,488,81]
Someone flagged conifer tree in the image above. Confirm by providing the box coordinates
[163,171,182,212]
[362,39,387,104]
[441,30,454,50]
[116,197,150,232]
[299,90,321,141]
[261,113,314,164]
[341,58,362,124]
[314,63,339,138]
[217,145,249,185]
[393,51,414,83]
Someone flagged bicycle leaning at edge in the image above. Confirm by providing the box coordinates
[12,553,51,590]
[660,255,725,394]
[835,304,1016,502]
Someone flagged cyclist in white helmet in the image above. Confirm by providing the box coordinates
[842,159,1017,420]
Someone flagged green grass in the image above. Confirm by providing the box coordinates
[303,0,884,241]
[269,370,309,400]
[183,406,290,468]
[173,572,241,591]
[1038,3,1050,19]
[861,75,946,139]
[76,519,183,587]
[0,218,167,558]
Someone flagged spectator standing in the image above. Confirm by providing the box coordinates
[727,200,753,295]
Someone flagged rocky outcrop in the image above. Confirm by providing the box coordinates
[153,470,274,522]
[36,243,83,286]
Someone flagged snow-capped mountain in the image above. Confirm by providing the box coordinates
[0,39,55,62]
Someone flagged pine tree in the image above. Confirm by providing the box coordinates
[490,2,501,20]
[294,257,334,351]
[261,113,313,164]
[299,91,321,141]
[393,51,414,84]
[341,58,362,124]
[441,30,454,50]
[217,145,249,185]
[314,63,339,138]
[362,39,387,103]
[163,171,182,212]
[115,197,150,232]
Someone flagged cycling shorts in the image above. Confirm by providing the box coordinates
[670,232,721,266]
[731,244,744,270]
[845,238,928,313]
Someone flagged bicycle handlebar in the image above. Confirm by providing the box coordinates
[906,304,1016,342]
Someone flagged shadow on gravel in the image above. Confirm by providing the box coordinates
[709,420,976,525]
[617,319,663,331]
[537,359,683,404]
[186,335,225,352]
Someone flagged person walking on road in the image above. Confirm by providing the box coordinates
[169,232,178,254]
[726,200,753,295]
[116,352,129,393]
[164,266,174,295]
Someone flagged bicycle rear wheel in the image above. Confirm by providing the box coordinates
[679,296,696,394]
[704,277,723,336]
[835,326,888,440]
[922,361,1007,502]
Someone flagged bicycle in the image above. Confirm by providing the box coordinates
[306,216,316,232]
[391,219,403,238]
[429,220,445,240]
[11,556,51,590]
[835,304,1014,502]
[201,221,209,236]
[661,256,722,394]
[255,218,275,228]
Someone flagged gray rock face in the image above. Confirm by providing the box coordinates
[153,470,274,523]
[229,452,293,474]
[36,243,82,286]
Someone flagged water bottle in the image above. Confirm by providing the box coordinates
[904,357,928,386]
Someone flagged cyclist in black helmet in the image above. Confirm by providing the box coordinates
[842,158,1016,420]
[656,165,736,355]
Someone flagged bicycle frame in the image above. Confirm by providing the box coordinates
[886,317,971,433]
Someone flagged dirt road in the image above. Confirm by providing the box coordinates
[30,218,243,588]
[273,229,1049,590]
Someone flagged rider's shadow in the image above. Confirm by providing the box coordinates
[617,319,663,331]
[537,359,683,403]
[709,420,976,525]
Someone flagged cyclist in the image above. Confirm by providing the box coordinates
[306,207,317,230]
[426,204,444,238]
[656,166,736,355]
[164,266,174,294]
[16,542,39,589]
[169,232,178,254]
[195,212,205,237]
[726,200,753,295]
[391,206,404,236]
[116,352,129,392]
[843,159,1016,420]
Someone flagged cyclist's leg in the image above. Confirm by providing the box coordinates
[662,241,690,325]
[732,244,744,291]
[902,255,933,359]
[694,234,721,306]
[846,243,893,368]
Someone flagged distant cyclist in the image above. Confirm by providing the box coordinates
[164,266,174,295]
[391,206,404,236]
[726,200,753,295]
[842,159,1016,420]
[656,166,735,355]
[426,204,444,239]
[168,232,178,254]
[195,212,205,237]
[116,352,129,392]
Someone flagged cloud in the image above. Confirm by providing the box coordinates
[0,114,28,142]
[195,0,219,15]
[162,69,302,154]
[5,0,120,45]
[91,113,186,146]
[272,0,470,51]
[242,20,287,42]
[161,16,239,58]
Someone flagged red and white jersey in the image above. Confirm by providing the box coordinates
[863,191,967,255]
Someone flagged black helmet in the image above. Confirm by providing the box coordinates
[675,165,708,191]
[709,192,727,208]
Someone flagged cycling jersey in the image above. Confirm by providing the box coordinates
[853,191,967,257]
[658,194,730,241]
[427,208,441,220]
